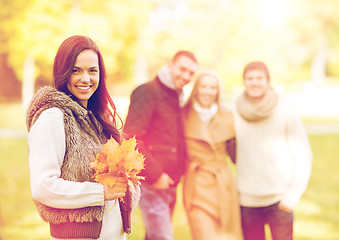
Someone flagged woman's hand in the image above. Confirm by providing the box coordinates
[104,177,128,200]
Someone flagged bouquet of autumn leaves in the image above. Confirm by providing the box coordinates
[91,136,145,234]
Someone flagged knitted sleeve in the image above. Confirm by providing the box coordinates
[28,107,105,209]
[281,109,313,209]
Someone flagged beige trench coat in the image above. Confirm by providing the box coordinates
[183,108,242,240]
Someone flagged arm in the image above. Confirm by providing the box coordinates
[124,85,155,141]
[226,138,236,164]
[280,111,313,210]
[225,110,236,163]
[123,85,164,184]
[28,108,106,209]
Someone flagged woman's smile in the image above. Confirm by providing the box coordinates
[67,49,100,107]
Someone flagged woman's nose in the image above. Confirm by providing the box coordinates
[81,72,90,82]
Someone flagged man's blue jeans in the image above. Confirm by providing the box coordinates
[139,184,177,240]
[241,202,294,240]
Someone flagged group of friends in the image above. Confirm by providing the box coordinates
[26,35,312,240]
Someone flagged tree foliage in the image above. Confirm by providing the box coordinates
[140,0,339,92]
[1,0,339,97]
[1,0,149,85]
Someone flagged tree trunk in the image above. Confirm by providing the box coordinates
[22,56,35,109]
[133,52,148,85]
[310,44,328,84]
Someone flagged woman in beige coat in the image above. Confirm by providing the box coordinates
[182,70,242,240]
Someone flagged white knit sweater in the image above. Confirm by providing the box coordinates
[28,107,126,240]
[234,100,312,210]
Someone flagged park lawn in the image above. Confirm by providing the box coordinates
[0,103,26,129]
[1,134,339,240]
[0,101,338,240]
[0,138,191,240]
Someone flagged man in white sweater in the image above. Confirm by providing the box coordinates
[234,61,312,240]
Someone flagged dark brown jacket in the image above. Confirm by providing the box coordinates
[123,77,186,185]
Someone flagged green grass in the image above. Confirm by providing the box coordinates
[1,135,339,239]
[0,103,26,129]
[301,115,339,125]
[0,138,191,240]
[1,103,339,239]
[293,134,339,239]
[0,139,50,239]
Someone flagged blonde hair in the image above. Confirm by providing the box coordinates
[183,69,223,112]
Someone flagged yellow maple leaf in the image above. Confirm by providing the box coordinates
[94,173,118,187]
[91,161,108,174]
[102,138,119,153]
[91,136,145,188]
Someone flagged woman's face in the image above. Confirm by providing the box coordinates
[196,75,219,108]
[67,49,100,107]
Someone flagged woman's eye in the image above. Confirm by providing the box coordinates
[72,69,79,73]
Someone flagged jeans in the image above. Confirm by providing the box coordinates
[241,202,294,240]
[139,184,177,240]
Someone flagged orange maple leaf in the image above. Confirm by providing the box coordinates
[91,136,145,188]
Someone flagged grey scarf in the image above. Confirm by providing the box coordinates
[236,88,279,122]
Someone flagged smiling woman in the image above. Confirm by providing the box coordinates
[25,35,140,240]
[67,49,100,108]
[181,69,242,240]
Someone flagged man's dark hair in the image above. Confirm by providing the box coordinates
[172,51,198,64]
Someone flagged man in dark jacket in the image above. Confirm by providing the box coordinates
[124,51,198,240]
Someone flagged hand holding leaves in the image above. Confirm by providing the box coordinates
[91,136,145,191]
[103,177,128,200]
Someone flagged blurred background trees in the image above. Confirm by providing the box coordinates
[1,0,339,106]
[1,2,339,238]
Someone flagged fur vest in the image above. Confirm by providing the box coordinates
[26,86,106,224]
